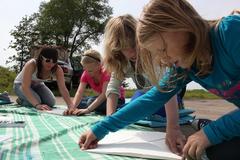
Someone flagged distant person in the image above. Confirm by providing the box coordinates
[79,1,240,160]
[64,49,125,116]
[14,46,74,110]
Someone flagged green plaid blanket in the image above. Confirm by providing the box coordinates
[0,105,151,160]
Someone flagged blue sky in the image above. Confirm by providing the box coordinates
[0,0,239,89]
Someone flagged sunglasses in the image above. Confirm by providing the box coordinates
[41,56,57,64]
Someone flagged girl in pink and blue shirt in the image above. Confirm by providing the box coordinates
[65,49,125,116]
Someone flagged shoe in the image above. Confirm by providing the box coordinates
[191,118,212,130]
[0,91,11,102]
[16,97,22,105]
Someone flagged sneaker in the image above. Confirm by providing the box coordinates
[191,118,212,130]
[0,91,11,102]
[16,97,22,105]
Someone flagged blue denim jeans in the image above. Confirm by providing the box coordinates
[77,96,125,115]
[13,83,56,107]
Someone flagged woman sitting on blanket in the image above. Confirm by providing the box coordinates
[13,46,74,110]
[64,49,125,116]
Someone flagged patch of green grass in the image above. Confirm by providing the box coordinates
[124,89,135,98]
[53,88,219,100]
[184,89,220,99]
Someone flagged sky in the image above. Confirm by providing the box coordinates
[0,0,240,89]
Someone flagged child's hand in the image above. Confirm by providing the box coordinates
[182,129,211,160]
[166,125,186,155]
[63,107,75,115]
[72,108,90,115]
[79,130,98,150]
[36,104,51,111]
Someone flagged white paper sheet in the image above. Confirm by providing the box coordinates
[41,107,66,115]
[87,130,181,160]
[0,135,12,142]
[0,116,13,122]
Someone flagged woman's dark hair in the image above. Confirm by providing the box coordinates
[36,47,58,78]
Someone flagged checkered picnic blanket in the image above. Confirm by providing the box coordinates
[0,105,151,160]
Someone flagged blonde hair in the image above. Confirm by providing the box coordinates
[81,49,101,66]
[137,0,213,87]
[103,14,137,80]
[230,9,240,15]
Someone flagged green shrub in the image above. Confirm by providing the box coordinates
[184,89,219,99]
[0,66,16,94]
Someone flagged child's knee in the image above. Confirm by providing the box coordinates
[47,97,56,107]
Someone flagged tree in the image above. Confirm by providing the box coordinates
[7,0,112,72]
[7,13,40,72]
[37,0,112,57]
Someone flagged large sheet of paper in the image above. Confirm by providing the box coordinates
[0,135,12,142]
[41,107,66,115]
[87,130,181,160]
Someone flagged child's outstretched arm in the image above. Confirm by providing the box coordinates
[106,93,119,115]
[64,81,87,115]
[183,106,240,159]
[204,109,240,144]
[79,86,177,150]
[72,82,87,107]
[71,82,108,116]
[56,66,74,109]
[81,81,108,114]
[90,86,180,140]
[165,95,186,155]
[105,73,123,115]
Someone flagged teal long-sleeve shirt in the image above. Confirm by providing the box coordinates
[91,15,240,145]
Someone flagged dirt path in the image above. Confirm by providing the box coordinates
[184,99,236,120]
[10,96,236,120]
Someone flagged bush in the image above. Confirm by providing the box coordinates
[0,66,16,94]
[184,89,219,99]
